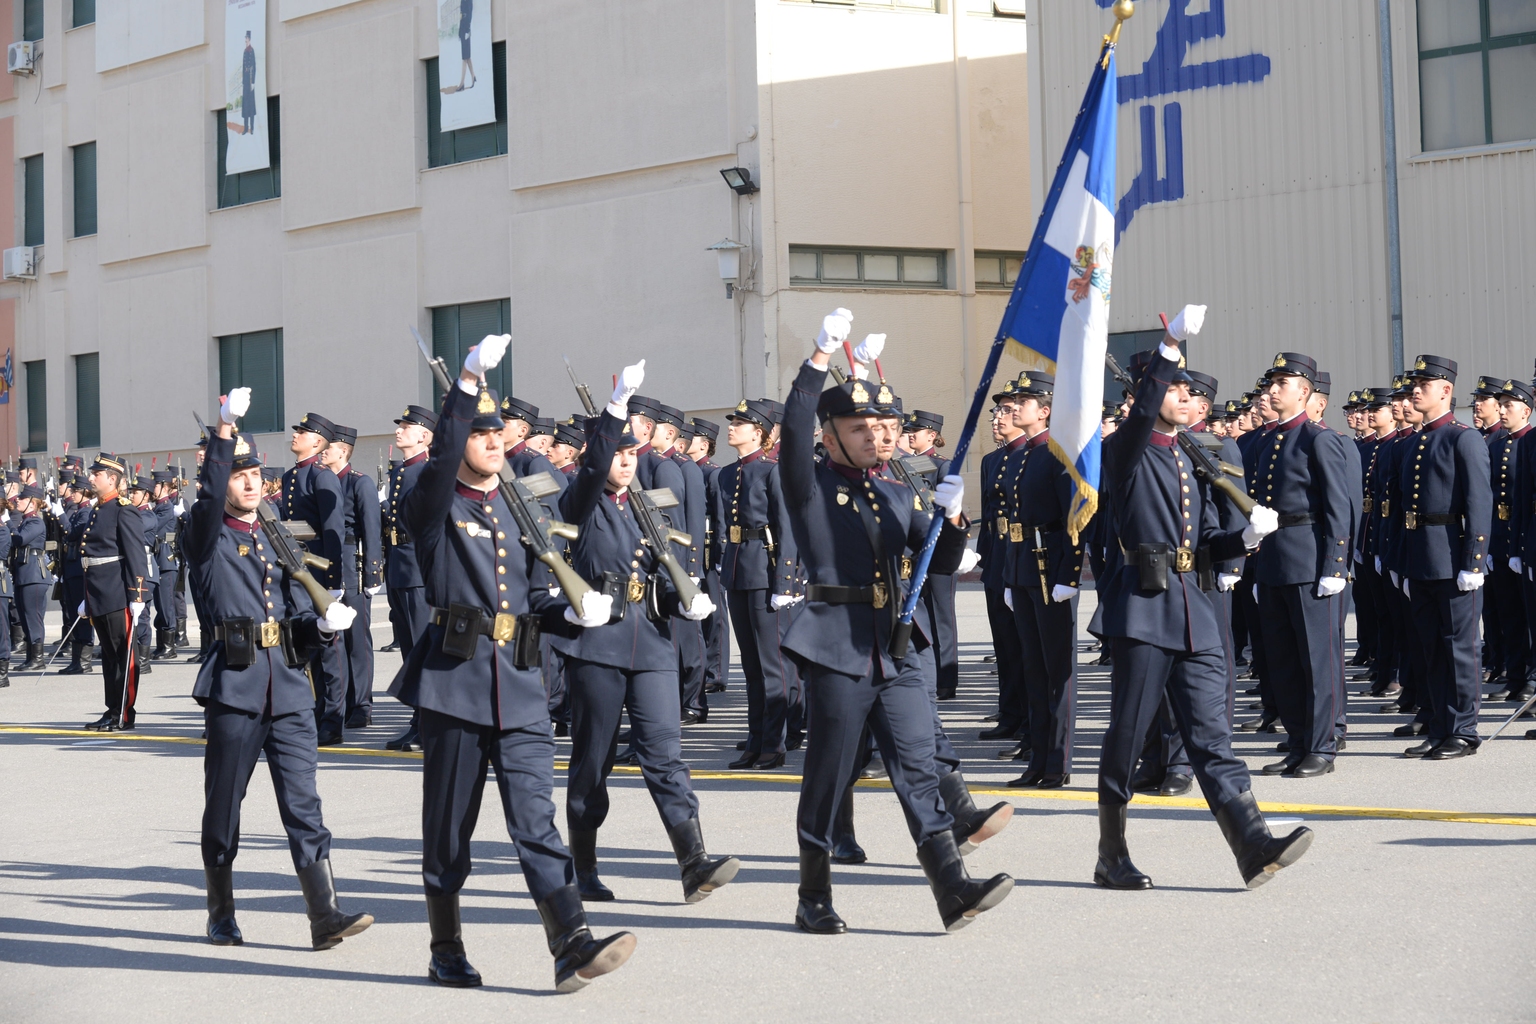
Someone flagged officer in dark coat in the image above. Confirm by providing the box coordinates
[1381,376,1434,724]
[689,416,731,696]
[1093,306,1312,891]
[779,309,1011,935]
[389,336,635,992]
[1470,376,1510,682]
[1487,378,1532,703]
[326,425,383,730]
[191,390,371,951]
[79,454,151,730]
[150,471,182,659]
[978,375,1032,750]
[10,484,52,670]
[0,509,11,687]
[282,412,347,744]
[384,404,435,751]
[1396,355,1492,760]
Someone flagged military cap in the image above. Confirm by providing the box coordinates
[1103,401,1123,420]
[3,471,18,484]
[196,435,209,449]
[59,470,78,486]
[627,396,663,420]
[874,382,903,418]
[1472,375,1504,398]
[260,465,283,482]
[1358,386,1392,408]
[394,404,438,431]
[1224,400,1244,417]
[332,424,358,446]
[128,474,154,493]
[817,376,888,420]
[1391,374,1414,397]
[1406,354,1457,383]
[231,433,262,472]
[61,455,83,470]
[654,403,687,430]
[17,483,44,501]
[1185,370,1218,401]
[1313,370,1331,395]
[728,398,778,433]
[691,417,720,442]
[499,396,539,423]
[760,399,786,425]
[152,470,173,484]
[1496,378,1534,406]
[553,419,586,449]
[907,409,944,433]
[1343,390,1361,409]
[90,453,128,475]
[471,387,505,432]
[292,412,337,442]
[1263,352,1320,384]
[675,419,695,443]
[528,416,556,438]
[1013,370,1055,396]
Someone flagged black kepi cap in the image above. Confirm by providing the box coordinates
[332,424,358,446]
[394,405,438,431]
[500,396,539,423]
[1406,354,1457,383]
[1263,352,1319,384]
[293,412,337,442]
[1495,378,1534,406]
[728,398,777,433]
[907,409,944,433]
[691,417,720,441]
[1185,370,1218,401]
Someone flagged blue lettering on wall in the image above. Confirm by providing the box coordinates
[1115,103,1183,243]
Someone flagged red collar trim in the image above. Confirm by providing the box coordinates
[919,447,939,458]
[829,460,873,482]
[1511,424,1533,438]
[1276,412,1308,430]
[1189,421,1207,432]
[1004,433,1029,451]
[637,444,653,457]
[1423,410,1456,431]
[404,451,428,467]
[606,490,629,506]
[222,513,259,533]
[336,466,350,478]
[1026,429,1051,449]
[1262,421,1279,432]
[295,455,319,469]
[454,482,496,500]
[509,441,528,456]
[738,449,763,465]
[1148,430,1177,448]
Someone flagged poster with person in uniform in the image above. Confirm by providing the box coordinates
[437,0,495,130]
[224,0,268,174]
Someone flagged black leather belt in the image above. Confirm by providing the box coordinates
[1403,511,1461,530]
[1277,513,1314,527]
[430,606,518,641]
[807,583,890,609]
[215,618,286,648]
[1121,543,1199,574]
[728,526,770,543]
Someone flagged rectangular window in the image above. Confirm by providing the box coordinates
[214,96,281,209]
[24,360,46,452]
[23,0,43,41]
[432,300,513,399]
[74,353,100,448]
[218,330,284,433]
[72,142,97,238]
[974,250,1026,290]
[426,42,508,168]
[23,154,43,248]
[1418,0,1536,150]
[788,246,948,289]
[72,0,95,28]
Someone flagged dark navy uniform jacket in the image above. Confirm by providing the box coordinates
[384,452,428,589]
[1000,429,1085,597]
[713,449,798,597]
[337,466,383,592]
[61,500,87,580]
[1359,432,1400,562]
[666,446,708,580]
[280,457,344,590]
[10,513,51,586]
[1511,429,1536,567]
[0,518,12,596]
[1248,411,1353,586]
[778,361,968,679]
[1392,411,1492,582]
[152,500,180,573]
[80,496,151,614]
[1381,427,1421,575]
[979,434,1030,590]
[1189,421,1249,575]
[551,410,677,671]
[133,502,161,586]
[699,455,723,570]
[388,386,569,731]
[1099,351,1250,653]
[188,436,330,717]
[1490,424,1529,565]
[508,443,567,494]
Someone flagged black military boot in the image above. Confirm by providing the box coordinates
[667,817,740,904]
[535,884,636,992]
[794,848,846,935]
[58,639,84,675]
[1094,803,1153,890]
[830,782,866,865]
[18,642,45,672]
[425,893,481,987]
[385,713,421,752]
[151,629,171,660]
[137,642,153,675]
[939,771,1014,856]
[10,624,23,654]
[1214,790,1314,889]
[569,829,614,902]
[915,831,1014,933]
[204,865,243,945]
[295,859,373,950]
[175,617,189,649]
[0,652,9,687]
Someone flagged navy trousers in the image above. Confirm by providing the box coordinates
[16,582,47,646]
[1353,561,1378,663]
[153,569,178,632]
[727,589,800,756]
[541,636,568,724]
[796,657,951,852]
[394,586,429,659]
[923,574,960,697]
[342,591,374,719]
[1098,637,1248,810]
[674,619,707,718]
[1010,588,1077,775]
[1411,578,1483,744]
[702,569,729,691]
[310,634,346,737]
[202,700,331,870]
[417,708,573,901]
[1135,694,1192,783]
[984,585,1027,734]
[1486,566,1528,683]
[564,658,699,835]
[911,643,961,775]
[134,583,153,648]
[1259,582,1344,761]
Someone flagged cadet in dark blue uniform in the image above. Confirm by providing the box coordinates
[383,404,435,751]
[688,417,731,696]
[149,471,182,659]
[500,395,569,494]
[1487,379,1532,703]
[1307,370,1362,753]
[1381,377,1433,724]
[11,484,54,671]
[0,507,11,686]
[978,376,1032,751]
[781,309,1011,935]
[1470,376,1510,686]
[1396,355,1491,760]
[654,403,711,724]
[126,474,163,676]
[903,409,964,700]
[1354,387,1400,698]
[80,454,151,730]
[1094,306,1312,891]
[191,388,372,952]
[323,425,383,730]
[390,336,636,992]
[552,365,738,906]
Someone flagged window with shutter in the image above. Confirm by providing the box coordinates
[73,143,97,238]
[218,330,285,433]
[24,360,46,453]
[23,155,43,248]
[432,300,513,398]
[72,0,95,27]
[215,97,282,209]
[75,353,100,448]
[426,42,509,168]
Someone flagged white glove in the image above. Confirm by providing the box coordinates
[77,601,85,616]
[221,387,252,425]
[1316,576,1346,598]
[1510,557,1523,573]
[770,593,803,611]
[365,586,381,598]
[681,592,716,621]
[130,601,145,626]
[607,359,646,416]
[321,601,356,633]
[958,548,981,574]
[1389,570,1399,587]
[933,474,965,519]
[1456,570,1485,592]
[1217,572,1241,592]
[815,309,853,353]
[377,485,388,503]
[174,499,186,516]
[1051,584,1077,603]
[1003,589,1014,610]
[1165,304,1207,342]
[50,500,63,517]
[850,362,870,380]
[852,333,886,365]
[464,333,511,377]
[564,590,614,628]
[1241,504,1279,547]
[2,511,9,523]
[1375,555,1382,574]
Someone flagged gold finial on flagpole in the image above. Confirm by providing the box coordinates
[1103,0,1134,67]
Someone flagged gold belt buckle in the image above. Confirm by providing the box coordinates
[1008,523,1024,543]
[492,613,517,642]
[871,583,888,609]
[1361,497,1373,514]
[1404,511,1418,530]
[1498,503,1512,521]
[1379,499,1390,518]
[260,620,281,648]
[900,556,913,580]
[729,525,742,544]
[1174,547,1195,573]
[626,577,646,603]
[996,517,1008,539]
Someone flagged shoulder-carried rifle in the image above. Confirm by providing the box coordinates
[626,485,702,610]
[564,356,598,417]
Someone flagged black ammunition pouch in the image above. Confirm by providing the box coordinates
[597,571,631,625]
[219,617,258,668]
[433,602,542,669]
[644,574,669,625]
[1124,543,1172,593]
[1195,546,1215,592]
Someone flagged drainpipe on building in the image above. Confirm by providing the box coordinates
[1378,0,1405,377]
[952,4,975,474]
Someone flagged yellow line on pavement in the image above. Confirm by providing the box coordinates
[6,724,1533,828]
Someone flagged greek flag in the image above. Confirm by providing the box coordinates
[996,47,1118,541]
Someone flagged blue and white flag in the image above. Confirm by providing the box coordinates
[996,48,1118,541]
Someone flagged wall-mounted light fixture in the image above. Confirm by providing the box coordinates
[707,239,746,298]
[720,167,759,195]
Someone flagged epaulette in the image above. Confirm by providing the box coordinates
[118,496,132,506]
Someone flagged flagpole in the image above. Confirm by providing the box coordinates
[889,2,1132,657]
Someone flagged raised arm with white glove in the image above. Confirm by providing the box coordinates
[607,360,646,419]
[1165,304,1207,342]
[852,333,886,365]
[1241,504,1278,549]
[815,309,853,354]
[565,590,615,628]
[221,387,252,425]
[464,333,511,379]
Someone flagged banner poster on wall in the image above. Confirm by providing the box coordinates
[437,0,495,130]
[224,0,269,174]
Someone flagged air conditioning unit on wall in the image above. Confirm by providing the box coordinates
[3,246,38,280]
[7,41,38,75]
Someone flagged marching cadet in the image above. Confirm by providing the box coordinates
[1356,387,1400,698]
[552,364,738,906]
[384,404,435,752]
[150,471,182,660]
[715,398,802,769]
[780,309,1011,935]
[1382,376,1433,726]
[654,402,711,725]
[188,435,215,665]
[1472,376,1506,436]
[11,484,53,671]
[903,409,962,701]
[282,413,348,744]
[0,503,10,686]
[500,396,567,491]
[978,376,1031,754]
[688,417,731,697]
[191,389,371,951]
[527,416,557,455]
[127,474,161,675]
[323,425,383,732]
[53,473,93,674]
[1490,379,1534,702]
[1094,306,1311,891]
[80,454,151,730]
[549,418,585,473]
[1397,356,1491,760]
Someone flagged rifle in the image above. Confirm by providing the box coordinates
[564,356,598,417]
[410,325,596,606]
[626,485,702,610]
